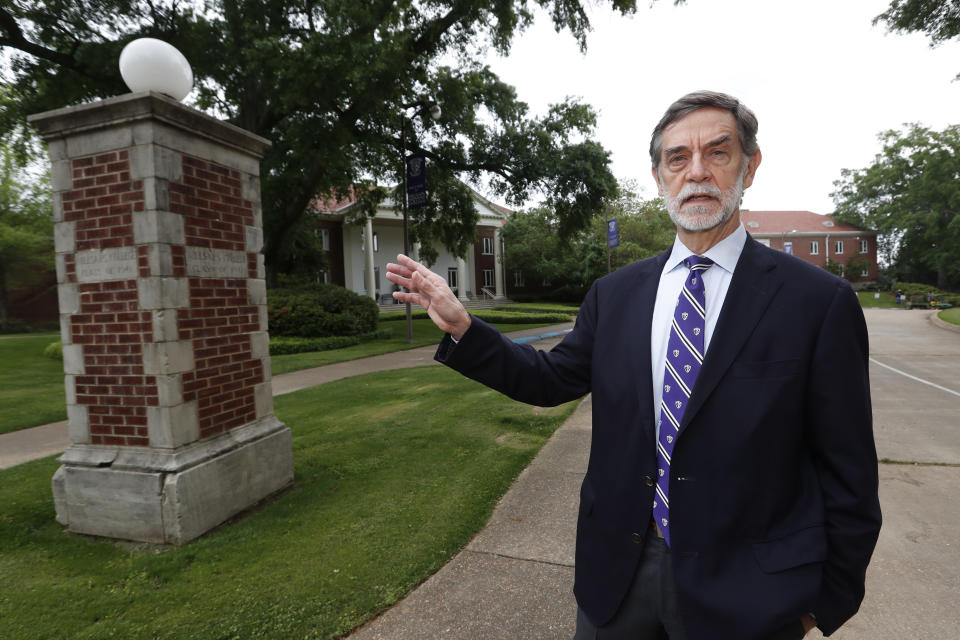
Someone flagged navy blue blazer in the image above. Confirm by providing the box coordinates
[436,237,881,639]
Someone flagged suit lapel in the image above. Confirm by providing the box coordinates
[678,238,783,434]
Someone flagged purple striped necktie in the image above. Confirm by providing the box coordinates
[653,255,714,547]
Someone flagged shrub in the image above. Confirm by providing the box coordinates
[43,341,63,361]
[267,284,379,337]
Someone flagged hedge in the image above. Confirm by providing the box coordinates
[491,303,579,316]
[268,284,379,337]
[380,309,572,324]
[893,282,960,306]
[269,330,391,355]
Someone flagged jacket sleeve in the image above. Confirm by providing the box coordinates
[434,283,599,407]
[807,282,882,635]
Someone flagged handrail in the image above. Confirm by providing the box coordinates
[480,287,495,300]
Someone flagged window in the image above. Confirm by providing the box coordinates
[447,267,458,291]
[783,242,793,255]
[360,231,379,252]
[859,239,868,254]
[514,270,525,287]
[483,268,495,288]
[835,240,844,255]
[321,228,330,251]
[810,241,819,255]
[860,266,869,277]
[481,236,493,255]
[374,266,381,295]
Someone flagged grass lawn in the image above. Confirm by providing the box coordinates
[0,319,568,433]
[0,332,66,435]
[939,307,960,326]
[269,318,563,375]
[856,290,897,308]
[0,366,578,639]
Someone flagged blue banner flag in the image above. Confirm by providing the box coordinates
[406,154,427,209]
[607,218,619,248]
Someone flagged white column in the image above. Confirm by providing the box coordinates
[364,217,376,301]
[493,227,505,300]
[457,257,469,301]
[412,241,420,262]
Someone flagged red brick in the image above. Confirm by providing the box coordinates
[95,173,120,186]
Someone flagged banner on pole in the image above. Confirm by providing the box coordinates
[406,154,427,209]
[607,218,619,248]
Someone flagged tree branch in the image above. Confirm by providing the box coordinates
[0,7,89,72]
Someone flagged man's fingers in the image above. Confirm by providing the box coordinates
[385,268,413,290]
[392,290,421,305]
[397,254,435,280]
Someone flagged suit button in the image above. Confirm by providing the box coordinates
[643,475,654,487]
[632,532,644,544]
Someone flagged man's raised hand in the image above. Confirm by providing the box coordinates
[385,254,472,340]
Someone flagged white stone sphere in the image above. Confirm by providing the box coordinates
[119,38,193,101]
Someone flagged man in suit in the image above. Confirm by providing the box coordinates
[385,91,881,640]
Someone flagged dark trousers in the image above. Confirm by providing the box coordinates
[572,528,806,640]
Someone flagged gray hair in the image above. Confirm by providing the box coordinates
[649,91,759,168]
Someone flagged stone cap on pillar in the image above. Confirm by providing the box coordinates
[28,91,271,158]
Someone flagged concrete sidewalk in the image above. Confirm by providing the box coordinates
[0,323,574,470]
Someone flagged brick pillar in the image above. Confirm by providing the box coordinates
[29,92,293,544]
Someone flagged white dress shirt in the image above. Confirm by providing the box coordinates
[650,224,748,438]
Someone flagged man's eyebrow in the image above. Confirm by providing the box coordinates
[664,144,689,157]
[705,134,732,148]
[664,135,733,158]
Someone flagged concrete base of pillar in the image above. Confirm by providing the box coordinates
[52,416,293,544]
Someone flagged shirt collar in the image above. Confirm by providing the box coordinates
[665,223,747,275]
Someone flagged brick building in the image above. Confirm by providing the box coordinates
[740,210,878,283]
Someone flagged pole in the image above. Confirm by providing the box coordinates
[401,116,413,343]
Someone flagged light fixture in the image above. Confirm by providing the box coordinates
[119,38,194,102]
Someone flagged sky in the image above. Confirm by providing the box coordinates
[483,0,960,214]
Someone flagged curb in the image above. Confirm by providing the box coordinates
[929,311,960,335]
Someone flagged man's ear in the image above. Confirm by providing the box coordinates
[651,165,664,196]
[741,150,762,189]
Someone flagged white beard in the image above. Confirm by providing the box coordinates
[662,166,746,232]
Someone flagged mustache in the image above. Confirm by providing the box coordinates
[677,183,723,202]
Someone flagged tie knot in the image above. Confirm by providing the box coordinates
[684,255,714,271]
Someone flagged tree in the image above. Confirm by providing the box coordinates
[0,1,674,283]
[875,1,960,78]
[875,1,960,46]
[832,124,960,290]
[502,182,673,300]
[0,138,53,329]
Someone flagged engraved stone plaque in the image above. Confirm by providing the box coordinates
[185,246,247,279]
[76,248,138,283]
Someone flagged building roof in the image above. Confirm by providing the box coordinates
[310,182,512,224]
[740,210,873,235]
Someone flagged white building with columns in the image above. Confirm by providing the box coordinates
[311,187,510,304]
